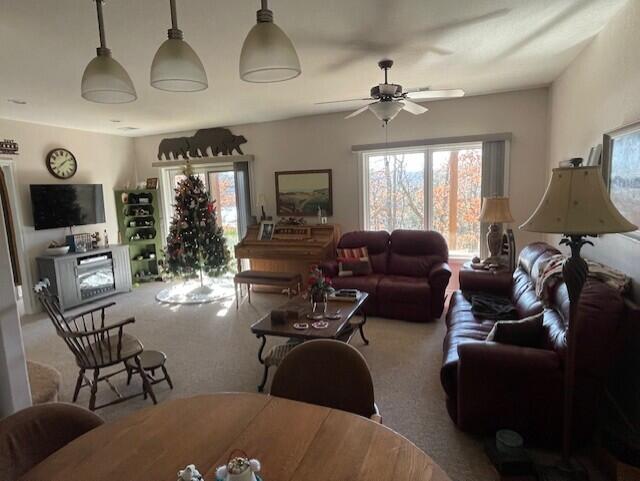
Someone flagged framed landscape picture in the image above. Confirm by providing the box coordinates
[275,169,333,217]
[603,121,640,240]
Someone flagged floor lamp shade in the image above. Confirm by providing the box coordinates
[239,14,301,83]
[81,51,137,104]
[150,38,208,92]
[520,165,636,234]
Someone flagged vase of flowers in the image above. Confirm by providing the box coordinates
[307,265,333,314]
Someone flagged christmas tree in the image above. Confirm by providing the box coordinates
[165,169,230,285]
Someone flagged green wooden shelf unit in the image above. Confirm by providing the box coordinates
[114,189,163,283]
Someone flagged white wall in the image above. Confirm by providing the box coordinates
[0,118,136,313]
[548,0,640,299]
[134,88,550,251]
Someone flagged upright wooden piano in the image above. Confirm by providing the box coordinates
[235,224,340,290]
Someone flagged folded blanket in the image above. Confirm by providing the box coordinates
[465,292,518,320]
[536,254,630,305]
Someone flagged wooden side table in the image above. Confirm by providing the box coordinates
[459,262,512,294]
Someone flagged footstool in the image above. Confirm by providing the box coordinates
[125,350,173,396]
[234,270,302,308]
[258,338,302,392]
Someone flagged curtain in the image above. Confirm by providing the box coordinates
[480,140,507,258]
[233,161,254,240]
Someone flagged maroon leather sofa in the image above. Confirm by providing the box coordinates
[320,230,451,322]
[441,242,626,446]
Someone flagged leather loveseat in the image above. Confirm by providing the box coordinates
[320,230,451,322]
[441,242,626,446]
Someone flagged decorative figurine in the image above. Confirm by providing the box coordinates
[177,464,204,481]
[216,452,261,481]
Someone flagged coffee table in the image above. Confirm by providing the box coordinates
[250,292,369,391]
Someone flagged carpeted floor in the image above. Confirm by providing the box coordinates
[20,280,497,481]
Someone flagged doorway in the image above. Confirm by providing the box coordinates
[0,160,30,314]
[167,165,240,271]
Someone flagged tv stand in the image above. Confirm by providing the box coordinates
[36,245,132,311]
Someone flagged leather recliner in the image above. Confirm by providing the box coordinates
[441,242,626,446]
[321,230,451,322]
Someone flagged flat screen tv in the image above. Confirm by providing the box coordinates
[30,184,106,230]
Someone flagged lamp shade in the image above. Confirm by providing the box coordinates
[369,101,404,123]
[520,165,636,234]
[151,37,208,92]
[480,197,514,224]
[81,51,137,104]
[239,21,301,83]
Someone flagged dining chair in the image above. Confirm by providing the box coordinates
[34,279,157,410]
[270,339,381,421]
[0,403,103,481]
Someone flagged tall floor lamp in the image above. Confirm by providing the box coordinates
[520,159,636,480]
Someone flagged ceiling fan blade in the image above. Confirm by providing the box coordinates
[406,88,465,100]
[345,104,373,119]
[315,98,373,105]
[402,100,428,115]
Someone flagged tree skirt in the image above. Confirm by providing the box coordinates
[156,277,235,305]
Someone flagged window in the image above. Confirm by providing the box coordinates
[361,143,483,257]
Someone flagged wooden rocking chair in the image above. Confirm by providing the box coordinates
[34,279,156,411]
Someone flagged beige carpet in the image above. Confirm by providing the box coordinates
[21,281,497,481]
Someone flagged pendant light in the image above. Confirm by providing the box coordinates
[239,0,301,83]
[150,0,208,92]
[81,0,137,104]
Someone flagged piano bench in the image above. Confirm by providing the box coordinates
[234,270,303,309]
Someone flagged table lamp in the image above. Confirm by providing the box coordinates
[479,196,514,263]
[520,158,636,479]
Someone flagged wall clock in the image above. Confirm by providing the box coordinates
[46,148,77,179]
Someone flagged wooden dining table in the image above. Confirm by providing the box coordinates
[20,393,451,481]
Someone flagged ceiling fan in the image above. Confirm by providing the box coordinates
[317,59,465,124]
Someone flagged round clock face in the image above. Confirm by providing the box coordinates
[46,148,77,179]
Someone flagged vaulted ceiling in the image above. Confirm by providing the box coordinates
[0,0,628,136]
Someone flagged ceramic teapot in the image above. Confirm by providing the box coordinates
[216,451,261,481]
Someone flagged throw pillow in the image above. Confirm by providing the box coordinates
[337,246,372,277]
[486,313,544,348]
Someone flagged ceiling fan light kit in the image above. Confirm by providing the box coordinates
[81,0,137,104]
[369,101,404,123]
[150,0,208,92]
[239,0,301,83]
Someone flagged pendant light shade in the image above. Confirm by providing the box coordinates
[239,0,301,83]
[151,37,208,91]
[150,0,208,92]
[81,1,136,104]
